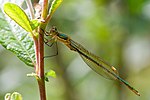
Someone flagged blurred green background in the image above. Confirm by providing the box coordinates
[0,0,150,100]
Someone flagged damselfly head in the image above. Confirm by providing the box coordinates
[49,26,58,36]
[50,26,57,33]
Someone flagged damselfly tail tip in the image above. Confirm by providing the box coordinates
[130,87,140,96]
[118,76,140,96]
[137,92,140,96]
[134,90,140,96]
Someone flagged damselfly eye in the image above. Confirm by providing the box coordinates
[50,26,59,36]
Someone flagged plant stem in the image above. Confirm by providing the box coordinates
[37,27,46,100]
[36,0,48,100]
[41,0,48,20]
[34,25,46,100]
[26,0,35,19]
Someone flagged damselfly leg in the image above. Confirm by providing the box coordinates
[40,28,59,58]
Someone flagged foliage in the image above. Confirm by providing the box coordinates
[4,3,34,32]
[0,0,63,100]
[1,0,63,67]
[5,92,22,100]
[0,8,35,66]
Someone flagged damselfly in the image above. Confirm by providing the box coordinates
[44,26,140,96]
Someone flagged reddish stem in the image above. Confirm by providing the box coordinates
[35,0,48,100]
[34,27,46,100]
[37,27,46,100]
[33,36,39,73]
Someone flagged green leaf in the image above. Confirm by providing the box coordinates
[3,2,32,32]
[45,70,56,82]
[30,19,40,30]
[45,70,56,78]
[0,9,35,67]
[5,92,22,100]
[11,92,22,100]
[5,93,11,100]
[49,0,63,16]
